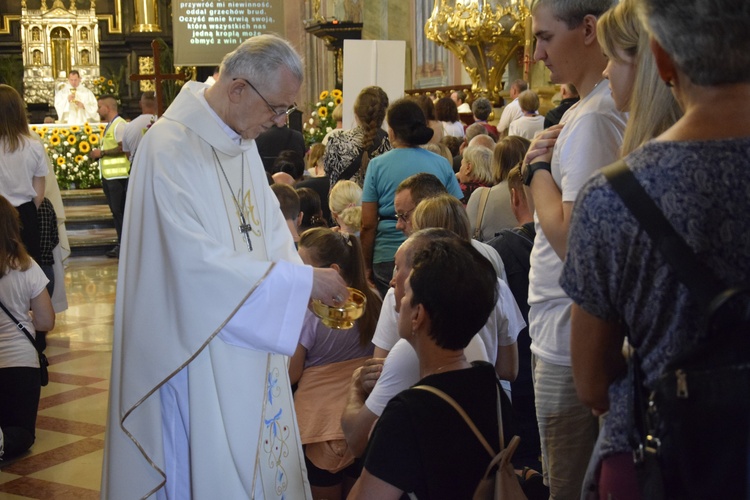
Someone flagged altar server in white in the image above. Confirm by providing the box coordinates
[101,34,348,499]
[53,71,98,124]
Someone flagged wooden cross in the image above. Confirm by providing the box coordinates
[130,40,190,116]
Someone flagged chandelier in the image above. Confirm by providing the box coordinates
[426,0,529,102]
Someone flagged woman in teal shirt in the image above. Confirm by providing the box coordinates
[361,98,463,296]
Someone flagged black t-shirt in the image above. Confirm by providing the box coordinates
[363,362,512,499]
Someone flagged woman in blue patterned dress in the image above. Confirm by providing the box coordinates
[559,0,750,498]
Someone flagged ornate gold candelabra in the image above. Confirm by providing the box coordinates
[426,0,529,102]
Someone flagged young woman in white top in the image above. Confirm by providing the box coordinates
[0,194,55,460]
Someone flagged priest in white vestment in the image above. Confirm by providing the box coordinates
[101,35,348,499]
[54,71,98,124]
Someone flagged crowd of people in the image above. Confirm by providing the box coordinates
[2,0,747,497]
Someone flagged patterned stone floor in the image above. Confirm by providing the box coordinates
[0,257,117,499]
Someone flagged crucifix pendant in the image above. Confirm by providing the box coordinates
[238,213,253,252]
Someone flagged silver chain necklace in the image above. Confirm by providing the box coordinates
[211,147,253,252]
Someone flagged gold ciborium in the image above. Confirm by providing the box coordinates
[426,0,529,102]
[311,287,367,330]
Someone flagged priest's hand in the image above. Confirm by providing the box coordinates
[311,267,348,307]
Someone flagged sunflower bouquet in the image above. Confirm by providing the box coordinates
[303,88,342,147]
[92,76,119,101]
[33,123,106,189]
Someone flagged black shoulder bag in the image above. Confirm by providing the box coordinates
[0,299,49,386]
[603,160,750,500]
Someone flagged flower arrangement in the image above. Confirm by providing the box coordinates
[92,76,118,99]
[33,123,105,189]
[303,89,342,147]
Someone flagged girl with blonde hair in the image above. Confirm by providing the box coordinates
[329,180,362,235]
[597,0,681,155]
[306,143,326,177]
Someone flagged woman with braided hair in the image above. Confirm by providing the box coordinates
[324,86,392,188]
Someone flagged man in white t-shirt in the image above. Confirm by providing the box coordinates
[122,92,157,162]
[496,79,528,136]
[520,0,626,497]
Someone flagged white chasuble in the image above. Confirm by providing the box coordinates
[102,81,312,499]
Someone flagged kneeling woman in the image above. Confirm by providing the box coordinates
[0,194,55,459]
[349,235,509,499]
[290,228,382,500]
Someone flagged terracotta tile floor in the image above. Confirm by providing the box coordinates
[0,257,117,499]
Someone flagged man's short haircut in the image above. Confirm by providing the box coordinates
[465,122,489,144]
[409,235,497,350]
[511,79,529,93]
[517,90,540,113]
[440,135,462,157]
[395,172,447,205]
[141,91,156,104]
[220,34,303,90]
[455,90,467,103]
[531,0,617,28]
[468,134,496,150]
[472,97,493,121]
[98,94,118,111]
[271,183,300,220]
[69,70,80,77]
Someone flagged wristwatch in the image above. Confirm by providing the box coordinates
[523,162,552,186]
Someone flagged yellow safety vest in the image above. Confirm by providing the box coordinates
[100,116,131,180]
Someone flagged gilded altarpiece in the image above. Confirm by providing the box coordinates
[20,0,100,104]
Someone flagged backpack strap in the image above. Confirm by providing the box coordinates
[413,384,503,458]
[473,187,492,241]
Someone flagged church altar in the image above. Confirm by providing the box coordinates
[32,121,106,189]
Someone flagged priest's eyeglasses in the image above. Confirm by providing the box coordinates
[234,78,297,118]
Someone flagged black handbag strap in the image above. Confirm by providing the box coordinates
[602,160,730,313]
[0,298,41,353]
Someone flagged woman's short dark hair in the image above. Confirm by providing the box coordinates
[273,150,306,180]
[472,97,493,121]
[409,237,497,350]
[386,98,434,146]
[435,97,460,123]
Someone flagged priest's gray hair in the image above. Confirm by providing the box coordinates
[636,0,750,85]
[530,0,616,28]
[220,34,304,89]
